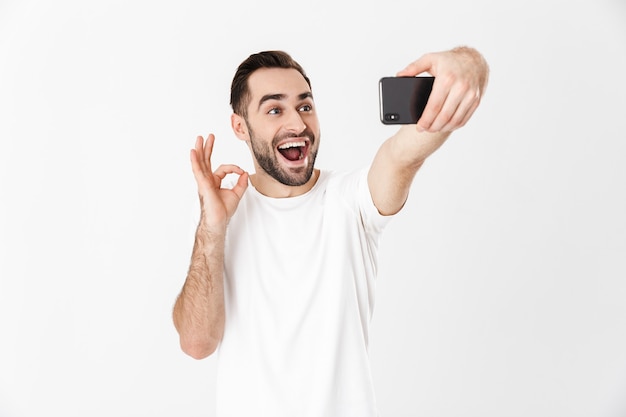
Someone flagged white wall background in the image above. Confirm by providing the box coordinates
[1,1,625,416]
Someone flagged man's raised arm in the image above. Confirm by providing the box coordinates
[173,134,248,359]
[368,46,489,216]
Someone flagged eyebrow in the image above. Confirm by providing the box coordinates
[257,92,313,110]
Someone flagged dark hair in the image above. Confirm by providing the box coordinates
[230,50,311,117]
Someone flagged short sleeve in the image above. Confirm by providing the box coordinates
[356,167,394,236]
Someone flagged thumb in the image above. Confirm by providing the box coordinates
[231,171,249,200]
[396,53,433,77]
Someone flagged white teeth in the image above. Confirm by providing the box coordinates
[278,141,305,149]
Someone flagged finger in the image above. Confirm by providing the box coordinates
[190,148,208,185]
[194,135,204,155]
[190,137,203,173]
[396,53,433,77]
[202,134,216,173]
[194,136,208,174]
[230,171,249,200]
[213,164,245,181]
[438,86,481,132]
[427,84,466,132]
[453,96,481,131]
[416,75,452,131]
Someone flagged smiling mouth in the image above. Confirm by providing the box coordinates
[277,140,309,162]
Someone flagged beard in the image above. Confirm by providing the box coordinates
[247,124,319,187]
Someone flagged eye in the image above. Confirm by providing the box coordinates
[298,104,312,112]
[268,107,281,115]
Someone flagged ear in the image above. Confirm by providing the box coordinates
[231,113,248,141]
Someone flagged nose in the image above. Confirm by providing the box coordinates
[283,108,306,134]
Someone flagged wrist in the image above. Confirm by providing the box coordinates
[197,215,227,237]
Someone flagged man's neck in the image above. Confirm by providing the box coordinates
[249,169,320,198]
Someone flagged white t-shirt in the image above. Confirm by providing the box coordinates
[216,168,392,417]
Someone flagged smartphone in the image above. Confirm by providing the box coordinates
[379,76,435,124]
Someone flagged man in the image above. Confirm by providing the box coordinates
[173,47,489,416]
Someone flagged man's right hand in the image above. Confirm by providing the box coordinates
[190,134,249,229]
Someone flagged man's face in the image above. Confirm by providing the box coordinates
[243,67,320,187]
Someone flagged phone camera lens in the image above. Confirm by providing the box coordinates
[384,113,399,122]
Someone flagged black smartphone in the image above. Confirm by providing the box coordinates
[379,76,435,124]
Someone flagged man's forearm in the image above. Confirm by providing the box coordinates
[388,126,451,169]
[173,221,226,359]
[369,127,451,215]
